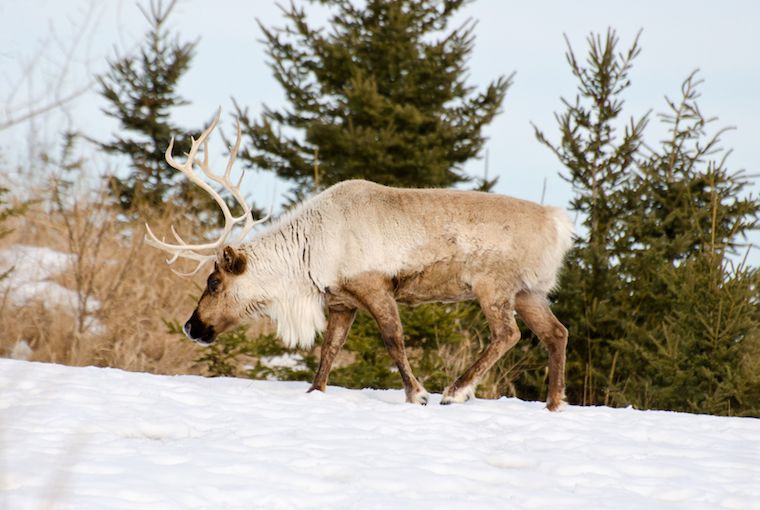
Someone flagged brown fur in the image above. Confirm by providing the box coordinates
[192,264,240,340]
[314,268,568,409]
[221,246,246,275]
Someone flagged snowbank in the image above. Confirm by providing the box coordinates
[0,245,81,308]
[0,359,758,509]
[0,245,102,333]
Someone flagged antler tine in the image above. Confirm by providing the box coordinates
[247,197,274,230]
[191,114,262,246]
[163,111,237,234]
[170,224,187,245]
[144,107,273,276]
[224,118,242,179]
[144,223,215,274]
[227,118,258,244]
[232,183,276,242]
[164,108,220,175]
[170,257,215,277]
[144,213,233,253]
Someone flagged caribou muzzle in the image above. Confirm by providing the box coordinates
[184,310,216,345]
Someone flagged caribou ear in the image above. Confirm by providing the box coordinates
[220,246,246,275]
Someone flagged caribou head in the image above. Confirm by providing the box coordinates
[144,109,270,345]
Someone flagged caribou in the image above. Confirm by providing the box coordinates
[146,110,573,409]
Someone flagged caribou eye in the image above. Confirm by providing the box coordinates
[207,275,221,294]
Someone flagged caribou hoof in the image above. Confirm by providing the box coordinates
[407,389,430,405]
[441,384,474,405]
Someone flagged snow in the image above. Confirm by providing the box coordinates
[260,353,308,371]
[8,339,32,361]
[0,245,102,333]
[1,359,758,510]
[1,245,79,307]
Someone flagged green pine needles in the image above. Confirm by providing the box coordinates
[535,29,760,416]
[234,0,511,196]
[97,0,199,212]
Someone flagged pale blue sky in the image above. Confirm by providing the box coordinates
[2,0,758,260]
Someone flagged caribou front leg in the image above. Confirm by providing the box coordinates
[308,305,357,393]
[344,273,430,405]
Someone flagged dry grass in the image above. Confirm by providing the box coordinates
[0,181,541,395]
[0,189,210,375]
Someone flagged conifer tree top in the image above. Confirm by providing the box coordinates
[236,0,511,194]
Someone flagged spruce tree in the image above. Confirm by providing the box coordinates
[621,72,758,264]
[536,30,760,415]
[235,0,511,194]
[97,0,198,211]
[209,0,515,396]
[613,73,760,415]
[533,29,649,405]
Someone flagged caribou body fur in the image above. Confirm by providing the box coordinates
[201,179,574,408]
[244,179,571,346]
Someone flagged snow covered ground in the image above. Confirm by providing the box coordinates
[0,245,102,336]
[0,245,86,310]
[1,359,758,510]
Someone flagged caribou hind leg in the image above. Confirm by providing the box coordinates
[515,292,568,411]
[441,282,521,405]
[308,305,357,393]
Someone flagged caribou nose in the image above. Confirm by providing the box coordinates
[183,311,198,339]
[184,310,215,345]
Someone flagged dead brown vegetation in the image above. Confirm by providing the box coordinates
[0,189,209,375]
[0,182,540,396]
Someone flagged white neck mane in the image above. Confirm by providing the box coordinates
[244,201,329,349]
[269,283,326,349]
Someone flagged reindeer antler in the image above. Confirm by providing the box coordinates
[144,108,270,276]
